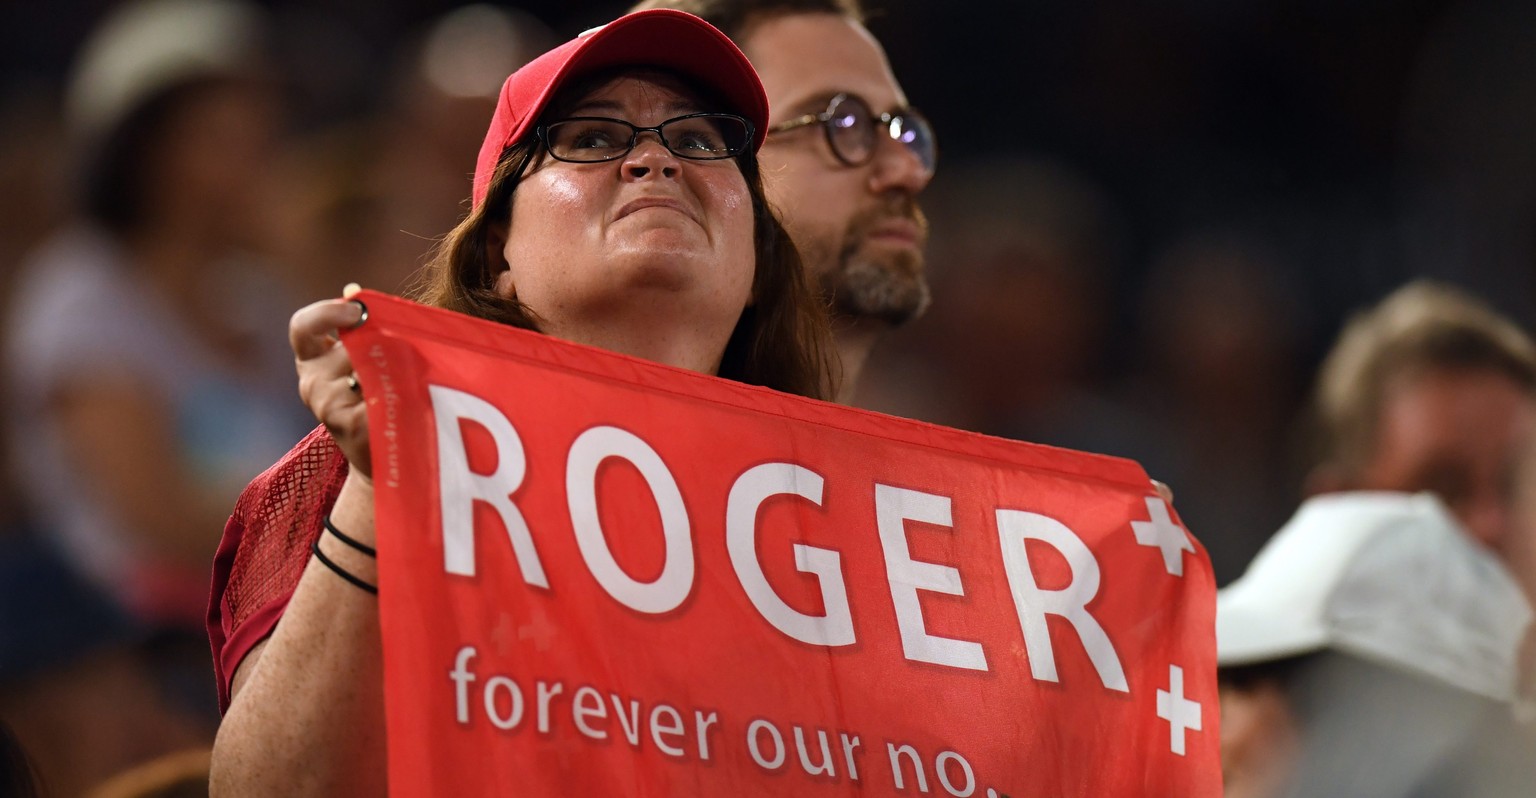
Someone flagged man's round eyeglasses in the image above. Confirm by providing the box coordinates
[536,113,754,163]
[768,93,936,175]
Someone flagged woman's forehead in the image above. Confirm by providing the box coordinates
[555,69,718,117]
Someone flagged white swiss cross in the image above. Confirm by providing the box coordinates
[517,606,559,653]
[490,608,558,655]
[1131,497,1194,576]
[1156,664,1202,756]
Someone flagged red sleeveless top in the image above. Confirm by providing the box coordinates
[207,425,349,712]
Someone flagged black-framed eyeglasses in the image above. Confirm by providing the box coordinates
[768,93,936,175]
[536,113,754,163]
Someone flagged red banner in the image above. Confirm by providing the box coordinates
[343,291,1220,797]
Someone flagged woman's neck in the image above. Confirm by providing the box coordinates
[546,312,731,376]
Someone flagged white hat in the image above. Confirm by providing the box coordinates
[66,0,264,142]
[1217,491,1532,702]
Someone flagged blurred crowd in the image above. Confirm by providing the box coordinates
[1,0,1534,795]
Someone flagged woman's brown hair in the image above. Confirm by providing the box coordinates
[410,92,835,401]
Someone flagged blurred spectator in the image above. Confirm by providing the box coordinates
[3,0,311,632]
[267,4,556,302]
[375,4,554,287]
[1216,492,1534,797]
[1306,281,1536,565]
[1116,232,1307,583]
[858,155,1122,431]
[868,170,1307,582]
[1215,278,1536,797]
[0,533,210,798]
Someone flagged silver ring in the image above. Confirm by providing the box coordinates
[346,374,361,394]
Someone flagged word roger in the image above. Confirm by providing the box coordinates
[428,385,1129,692]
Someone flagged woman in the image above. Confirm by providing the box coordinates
[6,0,302,633]
[208,9,832,794]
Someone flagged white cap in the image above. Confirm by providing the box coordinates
[1217,491,1532,702]
[66,0,264,142]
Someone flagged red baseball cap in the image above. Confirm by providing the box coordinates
[471,8,768,208]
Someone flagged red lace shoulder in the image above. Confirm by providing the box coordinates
[207,424,348,712]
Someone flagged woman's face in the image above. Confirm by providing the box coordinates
[498,74,756,371]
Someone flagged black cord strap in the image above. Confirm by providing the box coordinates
[323,515,377,557]
[311,538,378,595]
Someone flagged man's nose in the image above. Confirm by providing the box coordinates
[867,134,931,196]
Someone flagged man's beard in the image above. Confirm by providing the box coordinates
[822,199,932,327]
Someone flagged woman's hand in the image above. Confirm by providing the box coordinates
[291,287,371,478]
